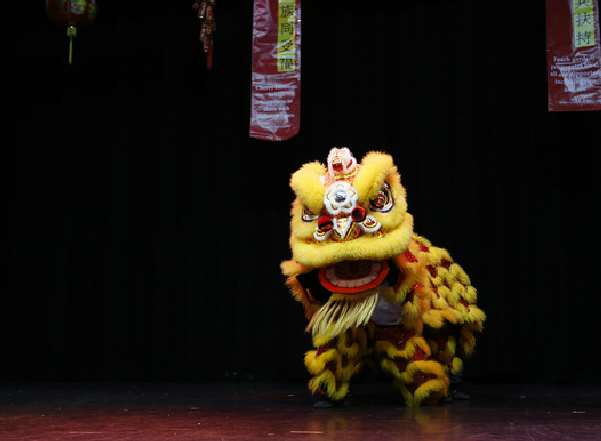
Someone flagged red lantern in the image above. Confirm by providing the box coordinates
[46,0,97,64]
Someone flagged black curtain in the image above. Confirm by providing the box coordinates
[10,1,601,383]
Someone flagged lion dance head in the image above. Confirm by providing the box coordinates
[281,148,415,339]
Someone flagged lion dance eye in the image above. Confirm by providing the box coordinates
[369,182,394,212]
[302,207,319,222]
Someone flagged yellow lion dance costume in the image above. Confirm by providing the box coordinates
[281,148,486,406]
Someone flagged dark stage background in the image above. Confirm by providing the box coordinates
[11,1,601,384]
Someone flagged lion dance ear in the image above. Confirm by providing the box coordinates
[290,161,326,215]
[353,152,394,204]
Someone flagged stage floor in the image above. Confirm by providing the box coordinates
[1,382,600,440]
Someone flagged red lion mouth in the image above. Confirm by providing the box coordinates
[318,260,389,294]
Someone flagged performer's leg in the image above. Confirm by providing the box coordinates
[375,326,449,406]
[426,325,474,401]
[304,327,369,403]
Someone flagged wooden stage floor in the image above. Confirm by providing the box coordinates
[1,382,600,440]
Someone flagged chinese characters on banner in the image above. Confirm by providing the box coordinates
[277,0,296,72]
[546,0,601,111]
[574,0,596,47]
[249,0,301,141]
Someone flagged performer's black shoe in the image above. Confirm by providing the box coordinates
[313,399,335,408]
[312,395,352,408]
[443,388,471,403]
[446,373,470,401]
[452,389,471,400]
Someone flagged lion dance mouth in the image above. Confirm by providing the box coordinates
[306,260,393,340]
[281,147,486,406]
[319,260,389,294]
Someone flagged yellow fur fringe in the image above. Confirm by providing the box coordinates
[307,292,379,339]
[451,357,463,375]
[290,161,326,215]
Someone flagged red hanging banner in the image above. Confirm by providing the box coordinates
[546,0,601,111]
[249,0,301,141]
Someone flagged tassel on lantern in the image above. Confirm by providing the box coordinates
[67,25,77,64]
[47,0,97,64]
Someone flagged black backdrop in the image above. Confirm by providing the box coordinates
[11,1,601,383]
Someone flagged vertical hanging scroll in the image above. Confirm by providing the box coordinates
[546,0,601,111]
[250,0,301,141]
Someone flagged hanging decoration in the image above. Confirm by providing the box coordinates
[193,0,216,70]
[46,0,97,65]
[249,0,302,141]
[546,0,601,111]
